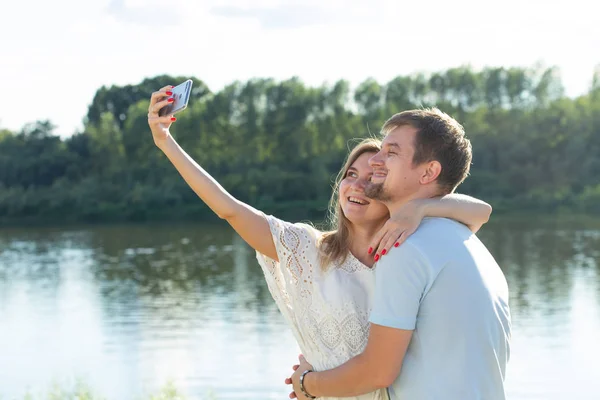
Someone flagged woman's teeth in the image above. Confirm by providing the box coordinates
[348,197,368,205]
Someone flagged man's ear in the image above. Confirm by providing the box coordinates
[420,160,442,185]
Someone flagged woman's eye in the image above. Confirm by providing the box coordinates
[347,172,358,178]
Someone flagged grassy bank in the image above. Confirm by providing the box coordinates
[6,380,217,400]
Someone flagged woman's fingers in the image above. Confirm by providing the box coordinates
[375,227,414,260]
[395,230,409,247]
[374,231,393,260]
[148,114,176,126]
[148,113,176,123]
[149,87,174,112]
[284,364,300,385]
[373,231,387,261]
[379,230,411,259]
[149,90,170,106]
[368,222,388,257]
[380,231,402,257]
[148,97,174,116]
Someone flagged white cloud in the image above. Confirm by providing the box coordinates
[210,5,334,29]
[105,0,181,26]
[209,1,383,29]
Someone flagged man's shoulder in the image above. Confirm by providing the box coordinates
[379,220,459,265]
[413,216,470,235]
[405,217,472,248]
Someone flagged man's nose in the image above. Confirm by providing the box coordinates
[369,151,384,167]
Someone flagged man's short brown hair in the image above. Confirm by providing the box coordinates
[382,108,472,193]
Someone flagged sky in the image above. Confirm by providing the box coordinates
[1,0,599,137]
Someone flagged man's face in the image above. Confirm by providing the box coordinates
[365,125,424,204]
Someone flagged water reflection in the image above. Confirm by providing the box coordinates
[0,217,599,399]
[479,219,600,316]
[478,218,600,399]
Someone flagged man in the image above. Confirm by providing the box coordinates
[289,108,512,399]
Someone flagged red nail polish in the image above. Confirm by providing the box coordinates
[166,91,173,95]
[367,247,373,254]
[394,242,400,247]
[382,249,387,255]
[374,254,379,261]
[168,98,174,102]
[170,117,176,121]
[170,85,175,88]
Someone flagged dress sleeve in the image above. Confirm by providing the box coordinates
[255,214,320,320]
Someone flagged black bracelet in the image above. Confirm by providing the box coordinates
[299,369,317,399]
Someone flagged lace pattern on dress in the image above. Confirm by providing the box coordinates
[255,214,387,400]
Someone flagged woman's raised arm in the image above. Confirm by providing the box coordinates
[148,86,277,261]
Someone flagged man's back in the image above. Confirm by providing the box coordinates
[370,217,511,400]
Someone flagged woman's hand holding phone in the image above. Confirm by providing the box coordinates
[147,85,178,146]
[148,80,193,147]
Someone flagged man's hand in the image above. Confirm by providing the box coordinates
[285,354,314,399]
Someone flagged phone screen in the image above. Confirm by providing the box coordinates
[159,79,193,116]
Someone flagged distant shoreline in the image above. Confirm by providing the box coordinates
[2,208,598,230]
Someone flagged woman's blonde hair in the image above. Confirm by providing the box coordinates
[319,138,382,269]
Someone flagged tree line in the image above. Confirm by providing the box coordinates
[1,65,599,225]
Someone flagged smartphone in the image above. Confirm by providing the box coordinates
[159,79,193,116]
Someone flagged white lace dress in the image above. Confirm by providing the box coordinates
[256,215,389,400]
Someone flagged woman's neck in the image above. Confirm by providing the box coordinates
[348,222,385,268]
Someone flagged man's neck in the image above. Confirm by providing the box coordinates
[386,187,441,216]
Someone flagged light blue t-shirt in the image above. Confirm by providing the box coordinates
[370,218,511,400]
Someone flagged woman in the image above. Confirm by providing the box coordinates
[147,86,492,400]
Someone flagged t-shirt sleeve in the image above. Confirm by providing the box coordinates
[255,214,318,316]
[369,241,433,330]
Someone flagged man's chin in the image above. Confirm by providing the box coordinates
[365,182,390,201]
